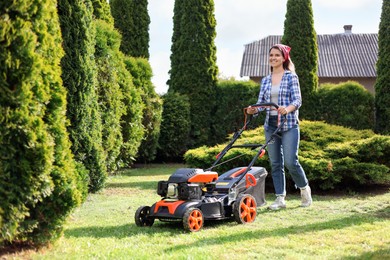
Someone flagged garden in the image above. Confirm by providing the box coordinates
[2,163,389,259]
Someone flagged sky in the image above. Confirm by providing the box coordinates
[148,0,382,94]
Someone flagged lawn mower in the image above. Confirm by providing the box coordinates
[134,102,286,232]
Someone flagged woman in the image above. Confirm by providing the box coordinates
[247,44,312,210]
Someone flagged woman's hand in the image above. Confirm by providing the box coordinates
[278,107,289,115]
[246,106,258,115]
[278,106,293,115]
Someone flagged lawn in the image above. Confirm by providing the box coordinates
[6,164,390,259]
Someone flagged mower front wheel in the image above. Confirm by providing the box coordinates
[183,208,204,232]
[233,194,257,224]
[135,206,154,227]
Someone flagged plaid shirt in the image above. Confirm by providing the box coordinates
[256,70,302,132]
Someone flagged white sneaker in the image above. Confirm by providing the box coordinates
[300,186,312,207]
[268,196,286,210]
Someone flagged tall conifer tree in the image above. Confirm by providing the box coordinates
[375,0,390,134]
[110,0,150,58]
[1,0,83,244]
[93,0,145,168]
[58,0,107,192]
[110,0,162,162]
[282,0,318,119]
[168,0,218,147]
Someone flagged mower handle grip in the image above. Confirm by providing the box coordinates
[248,102,279,110]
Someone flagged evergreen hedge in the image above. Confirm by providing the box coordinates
[110,0,150,58]
[375,0,390,135]
[156,92,191,161]
[127,57,162,163]
[58,0,107,193]
[317,81,375,130]
[1,0,85,244]
[168,0,218,148]
[184,121,390,191]
[95,20,125,173]
[213,80,263,144]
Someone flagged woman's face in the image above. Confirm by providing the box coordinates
[269,48,285,69]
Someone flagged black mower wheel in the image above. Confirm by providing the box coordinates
[135,206,154,227]
[183,208,204,232]
[233,194,257,224]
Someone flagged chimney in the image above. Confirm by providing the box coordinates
[343,25,352,34]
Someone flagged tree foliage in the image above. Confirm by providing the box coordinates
[1,0,85,244]
[94,20,126,173]
[126,57,162,163]
[157,92,191,161]
[375,0,390,134]
[317,81,374,130]
[168,0,218,148]
[91,0,114,24]
[282,0,318,119]
[58,0,107,192]
[110,0,150,58]
[213,80,262,144]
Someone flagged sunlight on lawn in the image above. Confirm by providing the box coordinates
[7,164,390,259]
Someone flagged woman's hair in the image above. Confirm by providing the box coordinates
[270,45,295,73]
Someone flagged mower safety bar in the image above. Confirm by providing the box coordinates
[246,102,279,112]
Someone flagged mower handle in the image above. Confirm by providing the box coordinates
[246,102,279,112]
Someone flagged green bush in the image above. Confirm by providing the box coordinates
[213,79,263,144]
[157,92,191,162]
[316,81,374,130]
[127,57,162,163]
[1,0,85,245]
[58,0,107,193]
[95,20,125,173]
[184,121,389,191]
[168,0,218,148]
[119,57,145,167]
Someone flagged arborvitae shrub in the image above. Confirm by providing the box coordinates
[110,0,150,58]
[317,81,374,130]
[58,0,107,193]
[168,0,218,148]
[213,79,263,144]
[126,57,162,163]
[282,0,318,120]
[1,0,85,244]
[157,92,191,161]
[95,20,125,173]
[119,56,145,167]
[375,0,390,134]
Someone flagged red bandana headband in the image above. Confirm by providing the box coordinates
[271,44,291,61]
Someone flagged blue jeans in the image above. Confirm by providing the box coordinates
[265,116,308,196]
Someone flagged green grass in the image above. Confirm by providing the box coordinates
[7,164,390,259]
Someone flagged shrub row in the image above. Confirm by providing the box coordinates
[184,120,390,191]
[159,79,374,162]
[315,81,375,130]
[1,0,87,245]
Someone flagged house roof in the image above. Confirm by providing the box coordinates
[240,32,378,78]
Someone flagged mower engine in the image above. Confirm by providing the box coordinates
[157,168,218,201]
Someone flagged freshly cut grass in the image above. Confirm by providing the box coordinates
[5,164,390,259]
